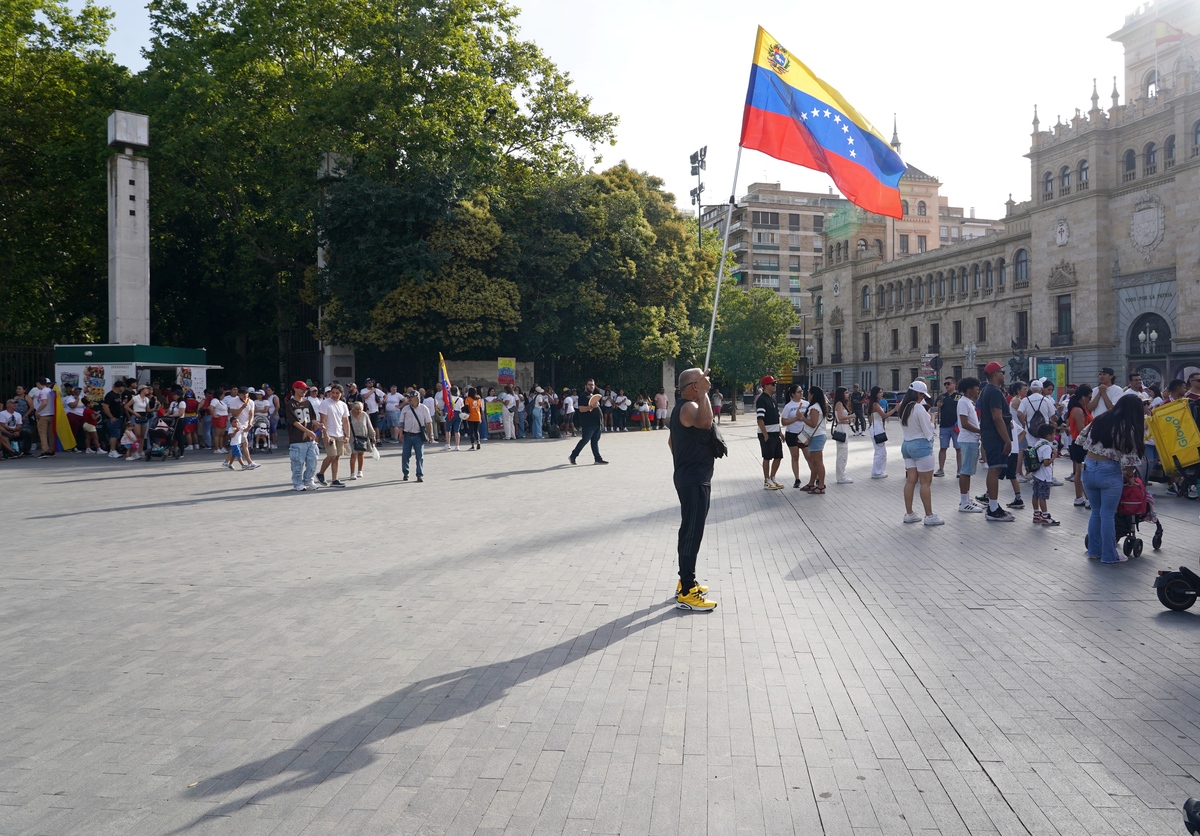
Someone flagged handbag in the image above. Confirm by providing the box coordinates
[873,432,888,444]
[352,435,368,452]
[831,428,847,443]
[708,425,728,459]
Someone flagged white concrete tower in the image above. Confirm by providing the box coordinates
[107,110,150,345]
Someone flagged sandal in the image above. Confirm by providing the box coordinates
[800,484,815,492]
[811,486,826,494]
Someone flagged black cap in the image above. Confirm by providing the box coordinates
[37,377,51,385]
[1100,367,1116,376]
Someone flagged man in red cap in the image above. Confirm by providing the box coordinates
[978,362,1015,521]
[285,380,323,491]
[756,376,784,489]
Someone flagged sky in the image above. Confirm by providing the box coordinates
[89,0,1147,218]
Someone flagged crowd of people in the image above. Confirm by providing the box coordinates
[752,367,1200,563]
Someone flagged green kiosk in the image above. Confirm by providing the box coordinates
[53,344,223,402]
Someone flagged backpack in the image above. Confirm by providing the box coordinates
[1026,394,1049,437]
[1022,439,1048,475]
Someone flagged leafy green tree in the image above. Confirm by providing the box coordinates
[702,285,798,390]
[0,0,129,343]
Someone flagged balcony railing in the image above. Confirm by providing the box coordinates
[1050,331,1073,347]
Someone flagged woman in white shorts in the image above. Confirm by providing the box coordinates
[898,380,943,526]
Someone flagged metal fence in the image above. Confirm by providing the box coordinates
[0,344,55,398]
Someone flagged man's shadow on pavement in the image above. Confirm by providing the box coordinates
[167,601,680,833]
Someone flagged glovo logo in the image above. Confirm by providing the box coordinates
[1164,414,1189,449]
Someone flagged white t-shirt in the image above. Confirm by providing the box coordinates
[0,409,20,430]
[385,392,403,413]
[423,396,436,418]
[781,400,803,434]
[500,393,515,412]
[1091,385,1125,417]
[319,399,350,437]
[362,387,380,414]
[535,394,549,409]
[1018,394,1055,433]
[901,403,935,442]
[616,395,629,411]
[564,397,575,415]
[1031,439,1055,482]
[806,403,826,440]
[130,394,149,415]
[956,396,980,444]
[33,386,54,417]
[65,394,84,416]
[210,398,229,418]
[168,399,186,418]
[398,402,432,434]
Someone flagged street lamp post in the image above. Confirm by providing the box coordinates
[964,342,977,375]
[689,146,707,251]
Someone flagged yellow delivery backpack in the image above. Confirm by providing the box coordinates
[1149,398,1200,475]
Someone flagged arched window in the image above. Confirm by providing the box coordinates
[1123,149,1136,181]
[916,277,924,301]
[917,201,927,216]
[1145,68,1159,98]
[1060,165,1071,195]
[1129,313,1172,355]
[874,239,884,256]
[862,284,871,310]
[1144,142,1158,176]
[937,271,945,296]
[960,268,969,294]
[888,283,896,306]
[984,261,993,288]
[1042,171,1054,200]
[828,245,834,261]
[997,257,1006,285]
[901,200,909,216]
[972,264,981,290]
[857,238,868,254]
[815,295,823,318]
[1077,159,1089,191]
[906,278,914,303]
[1166,135,1176,169]
[1014,249,1029,283]
[876,285,884,309]
[835,242,842,261]
[927,274,934,299]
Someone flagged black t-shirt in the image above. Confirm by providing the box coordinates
[851,391,864,409]
[670,401,715,488]
[756,392,780,433]
[937,392,960,428]
[576,389,602,427]
[978,383,1011,441]
[285,397,319,445]
[102,390,125,421]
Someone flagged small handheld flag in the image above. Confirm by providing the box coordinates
[739,26,907,218]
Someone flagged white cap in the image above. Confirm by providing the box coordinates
[908,380,929,396]
[1029,379,1043,391]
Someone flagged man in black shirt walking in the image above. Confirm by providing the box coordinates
[569,379,608,465]
[756,376,784,489]
[850,384,866,436]
[670,367,718,612]
[933,376,961,477]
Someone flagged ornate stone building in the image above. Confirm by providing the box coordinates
[808,0,1200,393]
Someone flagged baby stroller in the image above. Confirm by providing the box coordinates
[145,415,180,461]
[251,413,272,453]
[1115,477,1162,556]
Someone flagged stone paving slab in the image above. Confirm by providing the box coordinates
[2,422,1200,834]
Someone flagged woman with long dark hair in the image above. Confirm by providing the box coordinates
[463,387,483,450]
[780,384,808,489]
[1077,393,1145,562]
[1066,384,1093,508]
[832,387,854,484]
[867,386,893,478]
[898,381,943,525]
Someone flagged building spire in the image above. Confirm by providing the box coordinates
[1111,76,1120,109]
[890,113,900,154]
[1091,78,1100,111]
[1032,104,1040,131]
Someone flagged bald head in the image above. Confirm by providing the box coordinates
[677,367,710,403]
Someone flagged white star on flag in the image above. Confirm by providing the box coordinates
[801,112,808,120]
[811,108,819,117]
[849,150,857,157]
[822,109,831,117]
[841,124,849,133]
[847,137,854,145]
[833,115,841,124]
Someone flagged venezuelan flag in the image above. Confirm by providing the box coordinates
[52,385,75,451]
[438,353,455,420]
[740,26,906,218]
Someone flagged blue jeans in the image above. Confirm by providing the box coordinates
[201,414,213,448]
[571,424,603,462]
[531,407,543,438]
[516,412,525,438]
[289,441,318,488]
[1082,458,1123,561]
[402,434,424,477]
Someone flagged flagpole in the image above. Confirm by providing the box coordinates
[703,145,744,373]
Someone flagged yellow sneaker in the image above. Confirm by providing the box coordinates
[676,586,717,612]
[676,580,709,594]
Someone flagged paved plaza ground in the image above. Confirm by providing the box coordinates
[4,420,1200,835]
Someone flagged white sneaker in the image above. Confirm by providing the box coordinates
[771,478,785,490]
[293,485,306,492]
[108,450,120,458]
[304,482,320,490]
[764,479,774,490]
[454,445,460,451]
[836,478,854,484]
[959,502,984,513]
[245,462,261,470]
[924,514,945,526]
[1073,496,1089,507]
[1051,478,1063,486]
[871,473,888,479]
[902,512,921,523]
[1065,474,1075,482]
[1017,474,1032,483]
[220,461,232,469]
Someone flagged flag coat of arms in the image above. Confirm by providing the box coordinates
[739,26,906,218]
